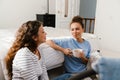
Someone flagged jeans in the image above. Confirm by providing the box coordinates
[52,73,72,80]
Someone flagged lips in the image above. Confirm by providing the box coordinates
[44,37,46,40]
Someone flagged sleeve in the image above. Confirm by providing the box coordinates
[40,53,49,80]
[51,37,70,47]
[15,54,38,80]
[52,38,63,46]
[86,41,91,59]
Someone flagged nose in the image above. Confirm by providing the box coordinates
[45,32,47,35]
[73,29,77,33]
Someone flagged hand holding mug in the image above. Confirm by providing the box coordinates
[72,49,83,58]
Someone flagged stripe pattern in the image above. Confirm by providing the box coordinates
[12,47,49,80]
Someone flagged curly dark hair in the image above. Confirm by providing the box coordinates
[4,20,43,80]
[70,16,84,29]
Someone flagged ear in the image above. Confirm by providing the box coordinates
[32,36,38,41]
[82,28,85,33]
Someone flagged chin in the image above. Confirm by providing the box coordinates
[73,36,78,39]
[43,40,46,42]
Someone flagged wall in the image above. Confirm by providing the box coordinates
[95,0,120,57]
[0,0,47,29]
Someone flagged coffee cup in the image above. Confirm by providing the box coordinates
[72,49,83,58]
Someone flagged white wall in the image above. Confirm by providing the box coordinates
[95,0,120,57]
[0,0,47,29]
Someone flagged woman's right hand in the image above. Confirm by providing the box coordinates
[63,48,72,56]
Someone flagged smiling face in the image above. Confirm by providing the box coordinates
[33,25,47,45]
[37,25,47,44]
[70,22,84,39]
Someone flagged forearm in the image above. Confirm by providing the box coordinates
[46,40,72,56]
[46,40,65,53]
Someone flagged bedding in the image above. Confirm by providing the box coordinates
[0,27,100,79]
[0,61,5,80]
[39,43,64,70]
[0,29,15,80]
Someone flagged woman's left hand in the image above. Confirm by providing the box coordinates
[79,52,88,64]
[79,52,85,58]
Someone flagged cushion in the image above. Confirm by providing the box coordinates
[89,51,101,63]
[44,27,71,37]
[38,43,64,70]
[82,33,100,52]
[0,29,15,80]
[0,61,5,80]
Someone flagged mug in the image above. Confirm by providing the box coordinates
[72,49,83,58]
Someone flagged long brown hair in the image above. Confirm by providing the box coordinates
[4,20,43,80]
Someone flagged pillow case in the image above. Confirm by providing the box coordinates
[38,43,64,70]
[44,27,71,37]
[89,51,101,63]
[82,33,100,52]
[0,61,5,80]
[0,29,15,80]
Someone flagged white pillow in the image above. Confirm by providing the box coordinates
[38,43,64,70]
[82,33,100,52]
[44,27,71,37]
[0,31,14,60]
[0,61,5,80]
[90,51,101,63]
[0,29,15,80]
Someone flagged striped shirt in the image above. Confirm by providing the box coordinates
[12,47,49,80]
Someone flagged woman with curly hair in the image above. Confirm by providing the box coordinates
[5,20,49,80]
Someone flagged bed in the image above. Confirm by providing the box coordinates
[0,27,100,80]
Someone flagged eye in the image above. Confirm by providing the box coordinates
[71,28,74,31]
[71,29,74,31]
[76,28,80,30]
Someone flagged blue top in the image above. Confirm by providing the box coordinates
[52,37,91,73]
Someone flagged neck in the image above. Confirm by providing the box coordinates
[34,49,41,60]
[76,37,84,43]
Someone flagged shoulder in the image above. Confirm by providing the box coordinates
[16,47,31,56]
[14,47,36,61]
[84,39,90,44]
[13,47,38,65]
[82,39,91,49]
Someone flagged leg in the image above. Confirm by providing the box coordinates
[52,73,72,80]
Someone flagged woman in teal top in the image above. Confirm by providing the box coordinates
[46,16,91,80]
